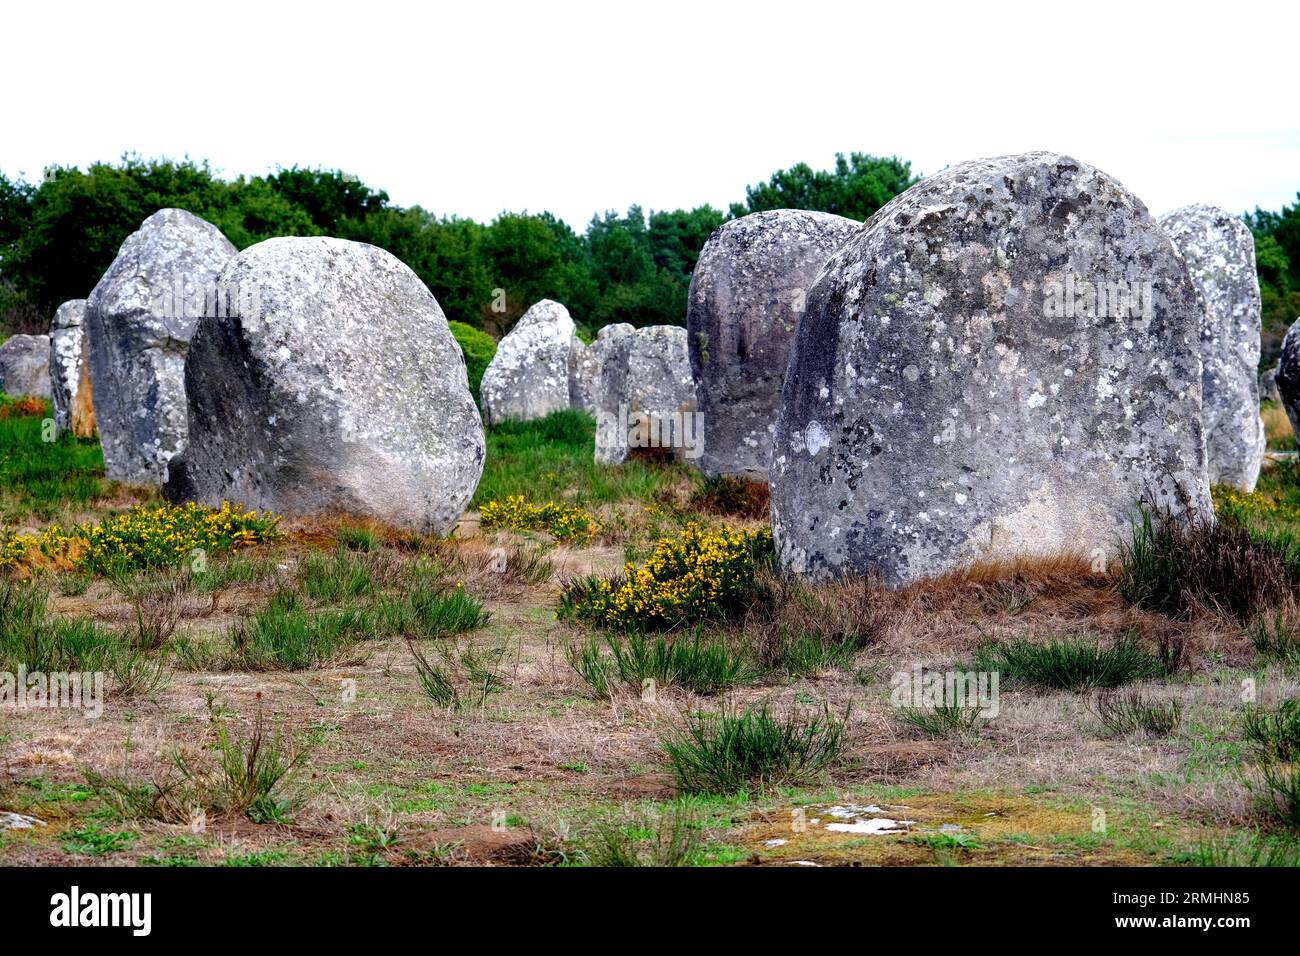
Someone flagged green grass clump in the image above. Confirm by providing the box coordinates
[897,701,987,739]
[1243,699,1300,763]
[566,630,756,698]
[228,591,375,670]
[1193,830,1300,867]
[581,803,703,867]
[297,548,375,603]
[1089,689,1183,737]
[375,583,491,638]
[972,633,1164,691]
[663,703,846,795]
[1251,610,1300,667]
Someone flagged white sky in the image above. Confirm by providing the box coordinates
[3,0,1296,229]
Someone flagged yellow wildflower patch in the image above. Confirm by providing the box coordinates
[565,522,773,628]
[480,494,600,542]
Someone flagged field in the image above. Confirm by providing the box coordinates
[2,397,1300,868]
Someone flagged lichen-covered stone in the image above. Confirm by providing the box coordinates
[771,151,1211,586]
[688,209,859,479]
[163,237,484,534]
[70,330,96,438]
[49,300,86,434]
[596,325,698,464]
[85,209,236,484]
[0,334,51,398]
[592,323,637,464]
[1261,366,1280,404]
[480,300,575,425]
[1159,204,1264,491]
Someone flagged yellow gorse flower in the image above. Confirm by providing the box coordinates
[480,495,600,541]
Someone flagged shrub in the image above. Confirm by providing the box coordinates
[479,494,600,541]
[560,523,773,629]
[972,633,1164,691]
[2,502,281,576]
[1118,506,1292,621]
[448,320,496,407]
[1089,689,1183,737]
[663,702,846,794]
[566,630,755,698]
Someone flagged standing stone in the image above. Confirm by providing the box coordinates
[70,331,97,438]
[688,210,860,479]
[595,325,698,464]
[85,209,236,484]
[1275,319,1300,443]
[569,339,598,413]
[49,300,86,434]
[1261,366,1280,404]
[1159,204,1265,491]
[0,334,51,398]
[163,237,484,535]
[772,151,1210,586]
[480,299,575,425]
[593,323,637,464]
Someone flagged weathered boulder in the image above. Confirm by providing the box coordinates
[0,334,51,398]
[85,209,236,483]
[49,300,86,434]
[1275,319,1300,444]
[771,151,1211,586]
[569,339,598,413]
[163,237,484,534]
[592,323,637,464]
[595,325,698,464]
[688,210,860,479]
[480,300,575,425]
[1159,204,1264,490]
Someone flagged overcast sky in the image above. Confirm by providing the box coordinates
[4,0,1296,229]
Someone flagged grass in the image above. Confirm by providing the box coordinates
[663,703,847,795]
[566,630,756,698]
[0,398,106,520]
[375,583,492,638]
[581,803,703,866]
[1194,829,1300,866]
[472,410,685,509]
[1118,505,1294,622]
[228,590,376,670]
[1089,689,1183,737]
[1242,698,1300,762]
[972,633,1165,691]
[897,702,988,739]
[1251,609,1300,667]
[61,822,134,856]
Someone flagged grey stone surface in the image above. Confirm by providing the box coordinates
[49,300,86,433]
[1159,204,1264,490]
[771,151,1211,586]
[85,208,236,484]
[595,325,698,464]
[0,334,51,398]
[164,237,484,535]
[480,299,575,425]
[574,321,633,419]
[1275,319,1300,446]
[592,323,637,464]
[688,209,860,479]
[1261,366,1279,404]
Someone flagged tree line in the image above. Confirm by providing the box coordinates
[0,153,916,340]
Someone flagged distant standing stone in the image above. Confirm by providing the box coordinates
[1261,366,1279,404]
[771,151,1211,586]
[164,237,484,535]
[1160,204,1265,491]
[85,208,236,484]
[592,323,637,464]
[49,300,86,434]
[688,209,859,479]
[596,325,698,465]
[480,300,576,425]
[0,334,51,398]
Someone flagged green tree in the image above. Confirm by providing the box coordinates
[730,152,918,222]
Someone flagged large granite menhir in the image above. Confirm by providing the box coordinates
[164,237,484,535]
[85,208,236,484]
[771,151,1211,586]
[688,209,859,479]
